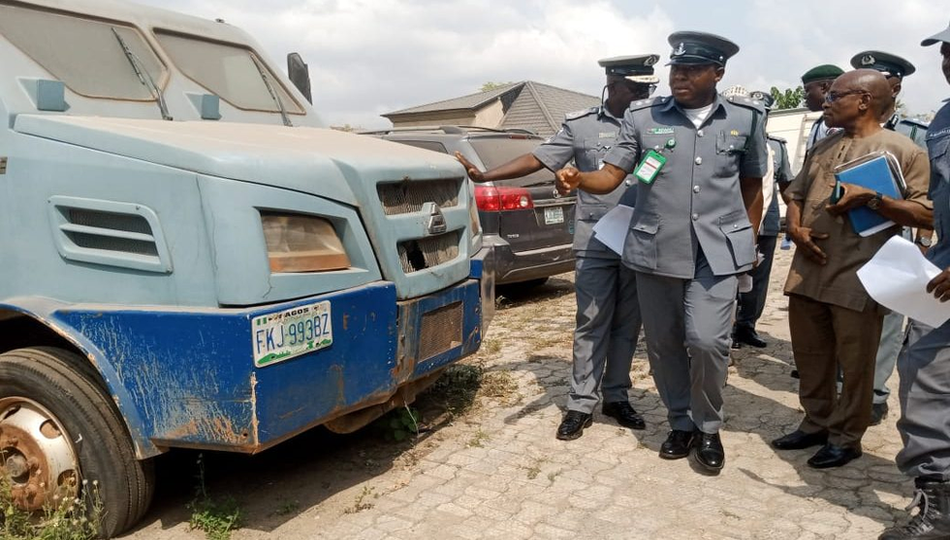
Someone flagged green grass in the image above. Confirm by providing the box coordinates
[0,475,102,540]
[188,454,243,540]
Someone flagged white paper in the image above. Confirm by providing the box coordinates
[592,204,634,256]
[857,236,950,327]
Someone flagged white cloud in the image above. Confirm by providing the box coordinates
[133,0,949,127]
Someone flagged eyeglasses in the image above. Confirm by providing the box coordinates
[825,90,869,103]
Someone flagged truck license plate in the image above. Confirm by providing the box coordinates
[544,206,564,225]
[252,301,333,368]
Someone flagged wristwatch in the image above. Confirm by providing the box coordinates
[917,236,934,248]
[866,191,883,210]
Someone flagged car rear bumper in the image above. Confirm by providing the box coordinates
[486,237,575,284]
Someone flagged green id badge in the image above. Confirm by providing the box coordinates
[634,150,666,184]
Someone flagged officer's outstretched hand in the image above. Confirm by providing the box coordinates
[556,166,581,195]
[927,268,950,302]
[455,152,484,182]
[788,225,829,265]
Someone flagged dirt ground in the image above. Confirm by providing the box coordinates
[121,247,913,540]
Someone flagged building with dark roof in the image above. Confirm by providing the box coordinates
[382,81,600,138]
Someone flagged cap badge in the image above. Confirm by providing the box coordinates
[861,54,876,66]
[673,43,686,56]
[644,56,657,66]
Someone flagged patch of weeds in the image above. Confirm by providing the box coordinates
[521,456,548,481]
[273,499,300,517]
[343,486,376,514]
[480,370,519,404]
[467,429,490,448]
[482,339,502,356]
[0,472,103,540]
[424,363,484,417]
[187,454,243,540]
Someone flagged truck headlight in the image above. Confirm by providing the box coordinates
[261,213,350,273]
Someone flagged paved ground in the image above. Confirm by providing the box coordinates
[123,248,913,540]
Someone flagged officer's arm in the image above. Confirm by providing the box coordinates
[740,176,764,238]
[455,152,544,183]
[557,164,626,195]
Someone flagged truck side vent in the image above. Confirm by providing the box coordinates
[48,197,172,274]
[397,231,460,273]
[378,178,461,215]
[419,301,463,361]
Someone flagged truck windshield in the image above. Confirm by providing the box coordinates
[0,4,165,101]
[154,31,304,115]
[469,137,555,187]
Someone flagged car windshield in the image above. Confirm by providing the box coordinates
[154,31,303,114]
[0,3,165,101]
[468,137,555,187]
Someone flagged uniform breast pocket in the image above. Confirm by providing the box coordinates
[625,213,660,269]
[715,133,747,178]
[928,134,950,185]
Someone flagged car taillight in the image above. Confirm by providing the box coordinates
[474,185,534,211]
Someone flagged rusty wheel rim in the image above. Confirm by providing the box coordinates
[0,397,79,511]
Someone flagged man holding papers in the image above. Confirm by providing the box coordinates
[774,69,932,469]
[880,25,950,540]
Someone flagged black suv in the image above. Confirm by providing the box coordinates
[367,126,576,286]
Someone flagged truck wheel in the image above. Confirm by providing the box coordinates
[0,347,154,537]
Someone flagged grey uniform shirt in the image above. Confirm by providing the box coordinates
[926,101,950,271]
[603,94,769,279]
[762,136,793,237]
[533,106,636,258]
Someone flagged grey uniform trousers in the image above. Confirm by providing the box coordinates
[873,228,912,405]
[566,255,641,414]
[896,320,950,481]
[736,234,777,332]
[635,252,737,434]
[873,310,905,405]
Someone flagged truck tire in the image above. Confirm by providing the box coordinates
[0,347,154,537]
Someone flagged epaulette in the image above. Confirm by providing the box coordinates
[767,134,787,143]
[726,94,766,113]
[628,96,668,112]
[899,117,930,129]
[564,106,599,121]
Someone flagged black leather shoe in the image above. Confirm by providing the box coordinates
[659,429,695,460]
[771,430,828,450]
[556,411,592,441]
[870,402,889,426]
[734,327,767,348]
[731,338,741,350]
[602,401,646,430]
[694,432,725,471]
[807,443,862,469]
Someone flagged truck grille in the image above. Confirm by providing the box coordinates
[377,178,461,215]
[419,301,463,360]
[398,231,460,273]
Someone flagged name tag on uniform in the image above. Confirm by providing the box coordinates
[634,150,666,184]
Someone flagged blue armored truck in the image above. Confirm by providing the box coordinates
[0,0,493,534]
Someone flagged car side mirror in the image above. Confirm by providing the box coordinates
[287,52,312,104]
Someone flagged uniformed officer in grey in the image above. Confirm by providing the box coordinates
[852,51,930,148]
[557,31,768,473]
[878,24,950,540]
[456,55,659,440]
[850,50,935,426]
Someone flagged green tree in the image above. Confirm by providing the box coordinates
[480,81,514,92]
[769,86,805,110]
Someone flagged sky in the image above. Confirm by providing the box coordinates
[134,0,949,129]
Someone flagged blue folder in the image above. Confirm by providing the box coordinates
[833,152,905,237]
